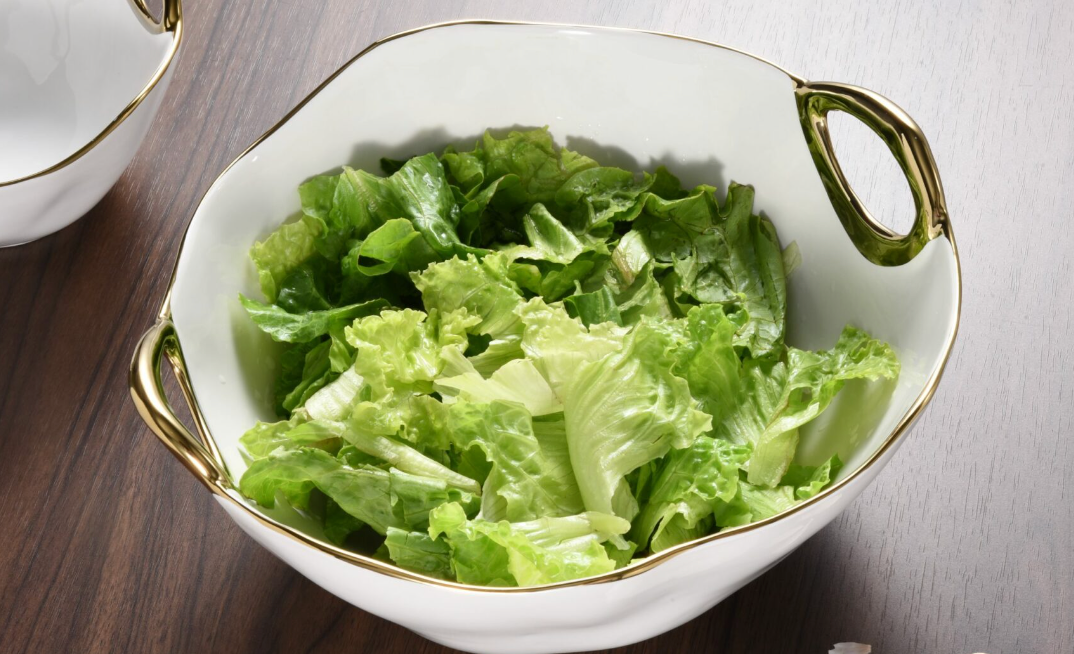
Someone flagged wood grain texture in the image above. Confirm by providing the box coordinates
[1,1,1071,652]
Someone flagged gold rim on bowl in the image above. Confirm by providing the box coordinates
[130,20,962,594]
[0,0,183,188]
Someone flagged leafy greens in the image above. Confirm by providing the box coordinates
[236,127,900,587]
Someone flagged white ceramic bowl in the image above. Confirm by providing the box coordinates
[0,0,182,246]
[130,22,960,654]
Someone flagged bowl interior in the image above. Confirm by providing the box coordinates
[0,0,174,181]
[169,23,959,527]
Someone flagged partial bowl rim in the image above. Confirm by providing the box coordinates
[135,19,963,594]
[0,0,184,188]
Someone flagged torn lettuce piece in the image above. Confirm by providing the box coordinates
[276,339,332,415]
[781,455,844,500]
[345,218,437,277]
[555,166,653,229]
[610,229,653,287]
[324,497,364,545]
[304,366,364,421]
[273,256,339,313]
[342,419,481,494]
[384,527,453,579]
[337,154,463,256]
[441,146,486,194]
[344,308,474,398]
[437,358,561,416]
[563,285,623,327]
[411,254,525,337]
[479,128,598,204]
[455,174,525,245]
[723,458,842,527]
[239,296,388,344]
[716,325,899,487]
[467,336,525,377]
[447,400,583,522]
[563,319,712,522]
[639,183,786,357]
[672,304,741,425]
[631,437,751,551]
[249,216,320,302]
[517,298,626,400]
[614,261,674,326]
[428,502,629,586]
[519,203,586,264]
[534,248,612,302]
[239,414,308,459]
[239,448,476,535]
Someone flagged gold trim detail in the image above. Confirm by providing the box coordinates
[134,20,962,593]
[130,0,181,34]
[0,0,183,187]
[130,320,229,492]
[795,81,948,266]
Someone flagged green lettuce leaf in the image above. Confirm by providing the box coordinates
[344,308,474,397]
[240,295,387,343]
[517,298,626,400]
[665,184,786,356]
[411,254,525,337]
[555,166,653,229]
[614,261,674,326]
[672,304,741,425]
[337,154,462,256]
[441,146,486,193]
[519,203,586,264]
[725,459,842,526]
[345,218,436,277]
[276,339,332,414]
[249,217,321,302]
[428,502,629,586]
[534,249,612,302]
[455,174,525,245]
[239,414,307,459]
[239,448,476,535]
[631,437,751,551]
[563,285,623,327]
[480,128,597,204]
[437,358,561,416]
[273,257,338,313]
[447,400,584,522]
[637,183,786,356]
[717,325,900,487]
[384,527,453,579]
[781,455,844,500]
[303,366,364,421]
[609,229,654,287]
[324,497,364,545]
[466,336,525,376]
[342,419,481,494]
[563,319,712,521]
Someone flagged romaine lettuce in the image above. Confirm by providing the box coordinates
[235,127,900,587]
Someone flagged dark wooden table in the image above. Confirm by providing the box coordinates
[2,1,1072,653]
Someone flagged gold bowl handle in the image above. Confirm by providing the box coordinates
[796,81,949,266]
[129,320,229,493]
[130,0,182,33]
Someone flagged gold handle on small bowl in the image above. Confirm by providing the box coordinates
[796,81,949,266]
[130,0,182,33]
[129,320,229,493]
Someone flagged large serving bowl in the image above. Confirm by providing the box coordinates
[0,0,182,246]
[130,21,960,654]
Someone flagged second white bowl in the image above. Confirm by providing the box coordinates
[0,0,183,246]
